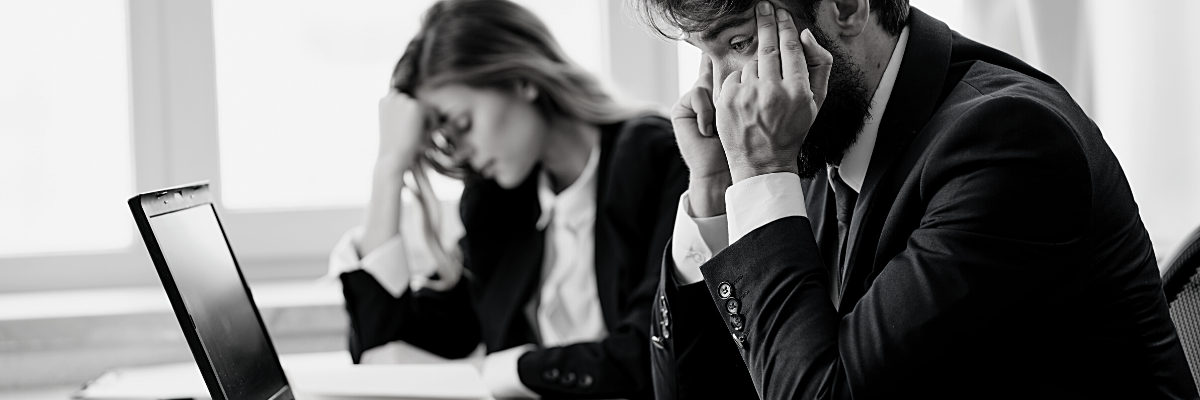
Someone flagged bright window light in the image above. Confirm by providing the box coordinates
[0,0,133,257]
[677,41,703,97]
[213,0,605,211]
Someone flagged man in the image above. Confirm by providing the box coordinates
[633,0,1199,398]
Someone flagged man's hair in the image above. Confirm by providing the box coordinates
[631,0,909,39]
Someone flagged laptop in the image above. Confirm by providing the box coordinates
[129,182,296,400]
[127,182,487,400]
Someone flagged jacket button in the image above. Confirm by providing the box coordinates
[579,373,594,388]
[732,333,746,349]
[718,282,734,299]
[651,335,665,349]
[725,298,740,314]
[560,371,577,386]
[729,314,745,331]
[542,368,560,381]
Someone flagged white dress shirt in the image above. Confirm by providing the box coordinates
[671,26,911,284]
[327,145,608,399]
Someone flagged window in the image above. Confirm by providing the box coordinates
[1,0,676,293]
[211,0,608,211]
[0,0,133,257]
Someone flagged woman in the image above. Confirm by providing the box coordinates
[326,0,686,398]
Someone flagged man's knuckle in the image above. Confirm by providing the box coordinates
[759,46,779,56]
[782,41,802,51]
[759,22,776,31]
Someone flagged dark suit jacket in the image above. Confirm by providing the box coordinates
[341,115,686,399]
[650,9,1199,400]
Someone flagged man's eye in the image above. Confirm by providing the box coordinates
[730,36,753,52]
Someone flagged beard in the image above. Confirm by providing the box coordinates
[794,29,873,179]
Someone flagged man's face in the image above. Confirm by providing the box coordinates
[684,1,873,178]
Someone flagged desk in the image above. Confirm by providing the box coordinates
[76,346,492,400]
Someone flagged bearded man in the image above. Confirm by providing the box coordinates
[633,0,1199,398]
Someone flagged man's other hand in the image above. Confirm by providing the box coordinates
[672,53,732,217]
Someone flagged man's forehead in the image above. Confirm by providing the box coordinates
[681,0,790,43]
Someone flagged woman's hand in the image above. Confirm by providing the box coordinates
[362,91,434,256]
[376,91,435,177]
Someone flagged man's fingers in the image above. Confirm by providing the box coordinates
[692,87,716,137]
[801,28,833,107]
[742,60,758,82]
[719,70,742,104]
[776,9,805,79]
[755,1,781,81]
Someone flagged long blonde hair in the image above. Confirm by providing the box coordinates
[390,0,642,290]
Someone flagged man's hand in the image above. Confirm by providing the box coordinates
[715,2,833,183]
[672,54,732,217]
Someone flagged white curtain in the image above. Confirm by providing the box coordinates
[914,0,1200,267]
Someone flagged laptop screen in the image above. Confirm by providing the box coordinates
[148,204,287,400]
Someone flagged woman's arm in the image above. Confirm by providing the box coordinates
[338,92,481,362]
[341,269,481,362]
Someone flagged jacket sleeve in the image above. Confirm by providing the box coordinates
[515,117,683,398]
[651,244,760,400]
[695,96,1101,399]
[341,269,482,363]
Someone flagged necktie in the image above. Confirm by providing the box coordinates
[830,167,858,306]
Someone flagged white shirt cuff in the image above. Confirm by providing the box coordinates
[482,344,539,399]
[671,192,729,284]
[325,227,412,297]
[726,173,807,245]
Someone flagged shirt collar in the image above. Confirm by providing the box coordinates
[829,25,910,193]
[536,143,601,230]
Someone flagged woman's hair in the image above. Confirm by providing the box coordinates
[390,0,641,290]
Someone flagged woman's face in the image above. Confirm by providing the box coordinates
[416,83,548,188]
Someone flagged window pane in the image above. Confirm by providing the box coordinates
[677,41,702,97]
[213,0,605,210]
[0,0,133,257]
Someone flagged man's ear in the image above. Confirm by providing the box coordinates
[516,80,539,102]
[828,0,871,37]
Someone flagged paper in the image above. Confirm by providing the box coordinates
[74,362,209,400]
[75,351,490,400]
[287,364,489,400]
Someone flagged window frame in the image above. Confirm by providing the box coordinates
[0,0,678,293]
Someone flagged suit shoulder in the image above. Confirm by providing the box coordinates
[921,64,1093,183]
[609,114,681,164]
[612,114,675,149]
[954,61,1084,122]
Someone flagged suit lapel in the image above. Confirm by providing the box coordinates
[838,8,954,311]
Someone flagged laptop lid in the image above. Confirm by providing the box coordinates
[129,182,293,400]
